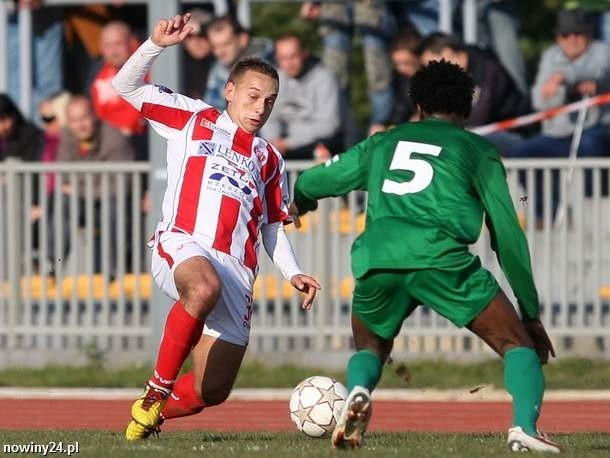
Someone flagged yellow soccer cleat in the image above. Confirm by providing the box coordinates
[125,383,169,441]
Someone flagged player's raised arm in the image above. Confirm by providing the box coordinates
[113,13,193,98]
[112,13,207,139]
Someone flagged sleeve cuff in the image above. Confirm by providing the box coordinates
[287,268,305,281]
[144,38,166,53]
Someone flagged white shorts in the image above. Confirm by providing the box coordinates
[150,230,255,346]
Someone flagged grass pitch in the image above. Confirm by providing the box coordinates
[0,431,608,458]
[1,358,610,389]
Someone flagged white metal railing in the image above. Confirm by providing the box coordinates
[0,158,609,368]
[0,160,151,367]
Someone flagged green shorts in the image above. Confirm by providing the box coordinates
[352,256,500,340]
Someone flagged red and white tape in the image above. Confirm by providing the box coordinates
[471,92,610,136]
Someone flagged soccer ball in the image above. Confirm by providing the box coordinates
[289,375,348,438]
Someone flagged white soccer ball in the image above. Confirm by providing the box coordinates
[289,375,348,438]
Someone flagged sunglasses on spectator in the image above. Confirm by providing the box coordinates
[41,114,56,123]
[560,31,587,38]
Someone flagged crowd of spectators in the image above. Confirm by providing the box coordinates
[2,1,610,273]
[4,1,610,159]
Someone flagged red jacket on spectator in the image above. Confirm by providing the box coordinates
[91,63,146,135]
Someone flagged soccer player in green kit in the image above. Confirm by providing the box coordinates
[289,60,561,453]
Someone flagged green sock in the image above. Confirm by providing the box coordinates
[504,347,544,436]
[346,349,383,392]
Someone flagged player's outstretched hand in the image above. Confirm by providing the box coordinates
[523,318,556,364]
[288,202,302,229]
[290,274,321,311]
[151,13,194,48]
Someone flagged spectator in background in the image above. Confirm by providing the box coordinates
[48,96,135,276]
[182,8,215,99]
[34,91,70,205]
[479,1,528,97]
[205,15,273,110]
[63,5,114,94]
[369,24,423,133]
[507,9,610,219]
[30,91,70,271]
[390,0,440,36]
[0,93,44,271]
[512,9,610,159]
[90,20,148,160]
[300,1,394,135]
[393,1,528,96]
[37,92,70,190]
[7,0,64,119]
[0,94,43,162]
[389,25,422,84]
[260,34,341,161]
[419,32,529,155]
[453,1,528,96]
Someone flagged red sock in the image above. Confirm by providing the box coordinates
[161,372,205,420]
[150,301,204,391]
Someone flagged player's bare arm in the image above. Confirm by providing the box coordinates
[151,13,195,48]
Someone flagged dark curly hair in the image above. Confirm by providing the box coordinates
[409,59,474,119]
[0,93,24,124]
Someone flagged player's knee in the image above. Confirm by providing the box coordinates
[181,280,220,316]
[201,383,232,406]
[194,367,235,406]
[495,331,532,356]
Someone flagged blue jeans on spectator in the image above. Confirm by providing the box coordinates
[394,0,440,35]
[362,32,393,125]
[507,125,610,220]
[485,131,525,158]
[8,13,63,120]
[321,5,394,126]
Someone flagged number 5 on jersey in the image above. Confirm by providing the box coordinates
[382,141,441,195]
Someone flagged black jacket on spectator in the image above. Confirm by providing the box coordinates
[0,121,43,162]
[465,46,530,127]
[183,50,215,100]
[0,94,44,207]
[389,71,417,125]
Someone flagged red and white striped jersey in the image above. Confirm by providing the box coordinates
[122,83,290,272]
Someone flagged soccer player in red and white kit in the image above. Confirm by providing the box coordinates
[113,14,321,440]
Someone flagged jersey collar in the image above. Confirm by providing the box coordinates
[220,110,255,141]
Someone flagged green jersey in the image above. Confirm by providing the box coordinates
[293,118,539,319]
